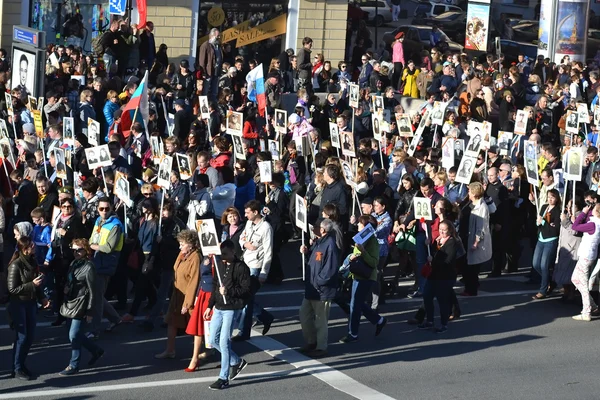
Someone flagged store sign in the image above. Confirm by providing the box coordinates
[222,20,251,43]
[236,14,287,48]
[198,20,251,46]
[208,7,225,27]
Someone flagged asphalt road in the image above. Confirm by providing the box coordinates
[0,238,598,400]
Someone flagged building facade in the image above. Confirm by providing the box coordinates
[0,0,349,68]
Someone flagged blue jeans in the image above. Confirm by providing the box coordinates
[238,268,271,338]
[423,279,454,326]
[532,239,558,295]
[209,309,240,381]
[9,300,37,371]
[349,279,382,336]
[68,318,103,369]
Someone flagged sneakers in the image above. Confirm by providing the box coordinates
[375,318,387,337]
[417,321,433,330]
[229,359,248,381]
[407,291,422,299]
[105,320,122,333]
[572,314,592,322]
[121,313,135,323]
[85,332,99,340]
[435,325,448,334]
[339,334,358,343]
[209,378,229,390]
[59,366,79,376]
[14,369,31,381]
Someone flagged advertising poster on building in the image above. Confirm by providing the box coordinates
[464,3,490,51]
[537,0,556,59]
[554,0,589,63]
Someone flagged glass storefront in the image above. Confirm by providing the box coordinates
[30,0,110,52]
[198,1,289,67]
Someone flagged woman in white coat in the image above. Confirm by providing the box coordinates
[462,182,492,296]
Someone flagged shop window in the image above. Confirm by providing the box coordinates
[31,1,110,53]
[198,1,288,70]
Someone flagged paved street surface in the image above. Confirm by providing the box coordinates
[0,238,598,400]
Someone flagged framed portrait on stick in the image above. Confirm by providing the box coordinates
[176,153,192,180]
[295,194,307,232]
[564,147,583,181]
[455,154,477,185]
[157,155,174,189]
[413,197,432,221]
[196,219,221,256]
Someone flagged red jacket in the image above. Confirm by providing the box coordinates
[242,121,258,140]
[210,152,231,169]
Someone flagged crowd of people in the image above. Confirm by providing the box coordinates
[2,15,600,392]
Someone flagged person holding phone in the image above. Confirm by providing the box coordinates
[7,237,50,380]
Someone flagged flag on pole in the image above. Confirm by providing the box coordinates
[121,71,149,138]
[137,0,148,29]
[246,64,266,117]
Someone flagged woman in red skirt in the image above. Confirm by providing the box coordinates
[184,255,214,371]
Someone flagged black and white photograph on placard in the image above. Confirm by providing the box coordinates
[227,111,243,136]
[199,96,210,119]
[498,131,513,156]
[577,103,589,124]
[196,219,221,256]
[114,171,130,202]
[295,194,307,232]
[329,122,340,148]
[372,95,384,115]
[0,119,8,139]
[524,140,537,160]
[442,138,454,170]
[514,109,528,135]
[151,136,162,160]
[565,147,583,181]
[372,113,382,140]
[397,113,413,137]
[341,132,356,158]
[63,117,74,145]
[414,197,432,221]
[553,169,565,193]
[232,135,246,160]
[258,161,272,183]
[455,155,477,184]
[407,129,422,157]
[275,109,287,134]
[85,145,111,169]
[157,155,173,189]
[349,83,360,109]
[268,140,280,160]
[454,139,464,166]
[465,132,482,156]
[87,118,100,146]
[431,102,447,126]
[11,48,36,97]
[594,105,600,127]
[37,97,44,111]
[5,93,13,116]
[28,96,37,111]
[524,152,539,186]
[54,148,67,179]
[566,110,579,134]
[167,113,175,136]
[176,153,192,180]
[342,160,356,188]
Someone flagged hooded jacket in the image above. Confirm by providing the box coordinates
[207,257,251,311]
[90,214,124,276]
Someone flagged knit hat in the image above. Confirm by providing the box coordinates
[22,123,35,134]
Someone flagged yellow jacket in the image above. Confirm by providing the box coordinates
[402,68,421,98]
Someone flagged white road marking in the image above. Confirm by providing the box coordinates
[249,332,396,400]
[0,315,148,331]
[0,370,304,399]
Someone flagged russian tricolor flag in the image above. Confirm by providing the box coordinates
[121,71,149,138]
[246,64,266,117]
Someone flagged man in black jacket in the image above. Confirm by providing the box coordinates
[11,169,37,223]
[296,37,313,94]
[173,99,191,141]
[205,240,251,390]
[485,167,510,277]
